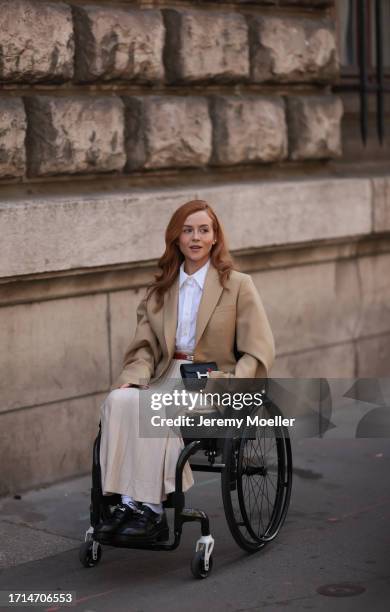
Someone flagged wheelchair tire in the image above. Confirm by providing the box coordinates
[221,398,292,552]
[79,541,102,568]
[190,551,214,579]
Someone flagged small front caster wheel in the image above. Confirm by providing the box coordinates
[190,551,214,579]
[79,541,102,568]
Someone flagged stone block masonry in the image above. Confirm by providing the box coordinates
[25,96,126,177]
[211,96,287,165]
[0,295,110,412]
[249,16,338,82]
[123,96,212,170]
[0,0,74,82]
[0,99,27,178]
[163,9,249,83]
[73,6,164,83]
[0,2,344,180]
[0,394,105,495]
[287,96,343,160]
[1,0,388,497]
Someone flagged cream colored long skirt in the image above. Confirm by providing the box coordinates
[99,358,195,504]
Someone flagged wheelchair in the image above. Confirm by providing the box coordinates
[79,393,292,579]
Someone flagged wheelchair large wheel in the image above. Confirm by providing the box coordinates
[221,399,292,552]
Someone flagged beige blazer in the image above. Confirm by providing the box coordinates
[113,264,275,389]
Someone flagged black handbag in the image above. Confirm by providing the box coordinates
[180,362,218,390]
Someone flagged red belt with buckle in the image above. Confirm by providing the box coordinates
[173,351,194,361]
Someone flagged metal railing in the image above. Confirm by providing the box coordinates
[335,0,389,145]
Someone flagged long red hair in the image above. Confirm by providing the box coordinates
[148,200,235,309]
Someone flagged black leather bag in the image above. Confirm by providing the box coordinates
[180,362,218,390]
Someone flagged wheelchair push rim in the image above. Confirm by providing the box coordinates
[221,399,292,552]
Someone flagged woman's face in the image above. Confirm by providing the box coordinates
[177,210,215,273]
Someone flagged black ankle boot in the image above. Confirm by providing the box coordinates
[95,503,141,541]
[114,505,169,543]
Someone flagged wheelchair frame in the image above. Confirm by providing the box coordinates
[79,395,293,579]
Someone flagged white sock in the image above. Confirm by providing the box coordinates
[143,501,163,514]
[121,494,138,509]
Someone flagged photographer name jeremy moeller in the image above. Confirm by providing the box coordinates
[150,415,296,428]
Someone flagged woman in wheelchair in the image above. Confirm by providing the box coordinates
[95,199,275,545]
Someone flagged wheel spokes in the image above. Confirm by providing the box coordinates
[221,401,292,552]
[238,424,281,540]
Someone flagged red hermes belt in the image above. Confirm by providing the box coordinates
[173,351,194,361]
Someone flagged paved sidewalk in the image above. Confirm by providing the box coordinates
[0,438,390,611]
[0,476,91,569]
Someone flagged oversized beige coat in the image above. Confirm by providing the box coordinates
[100,263,275,503]
[113,263,275,389]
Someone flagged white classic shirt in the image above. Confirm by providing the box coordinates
[175,259,210,353]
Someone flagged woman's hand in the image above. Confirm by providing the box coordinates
[208,370,234,379]
[120,383,149,389]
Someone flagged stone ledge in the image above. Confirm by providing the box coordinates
[0,177,373,278]
[2,235,390,307]
[372,176,390,232]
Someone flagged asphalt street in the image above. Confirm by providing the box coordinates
[0,429,389,612]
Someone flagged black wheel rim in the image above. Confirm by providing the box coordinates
[221,400,292,552]
[237,424,285,542]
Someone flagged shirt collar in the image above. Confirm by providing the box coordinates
[179,259,210,290]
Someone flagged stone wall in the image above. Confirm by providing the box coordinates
[1,0,389,495]
[0,0,341,183]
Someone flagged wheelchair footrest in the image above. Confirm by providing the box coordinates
[95,528,170,548]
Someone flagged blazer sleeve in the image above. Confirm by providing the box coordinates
[210,275,275,379]
[111,296,162,389]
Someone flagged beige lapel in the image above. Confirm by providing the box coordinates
[162,264,224,354]
[163,275,179,357]
[195,264,223,346]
